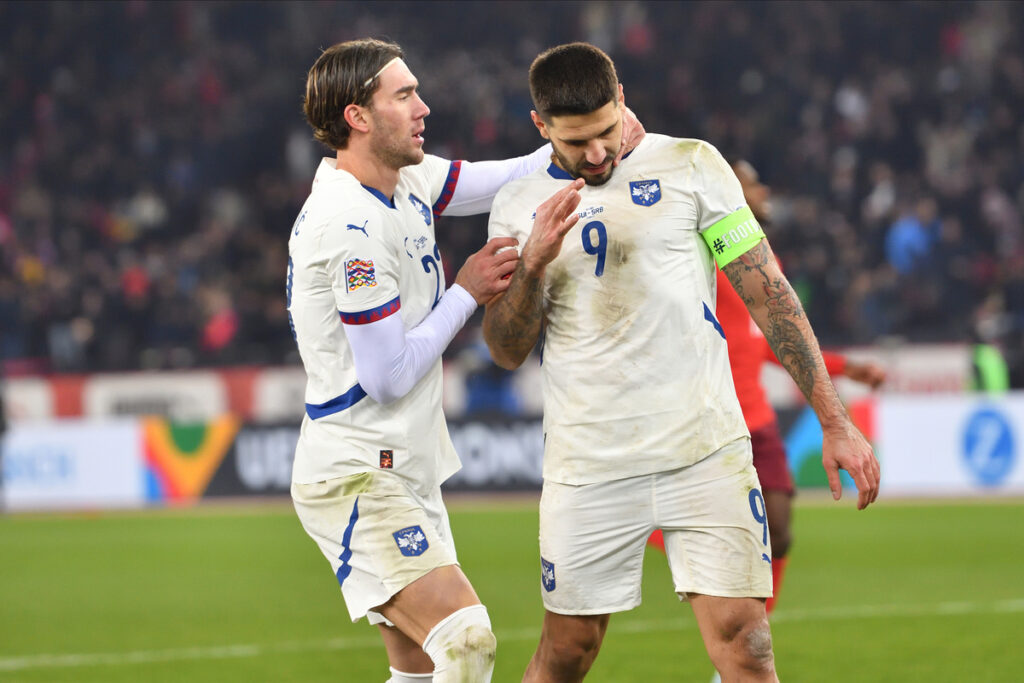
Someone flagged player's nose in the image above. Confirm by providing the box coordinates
[585,141,605,164]
[414,93,430,118]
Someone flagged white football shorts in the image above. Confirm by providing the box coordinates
[537,436,773,615]
[292,471,459,623]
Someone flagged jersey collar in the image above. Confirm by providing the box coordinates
[360,184,396,209]
[546,162,575,180]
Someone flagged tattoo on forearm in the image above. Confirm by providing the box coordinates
[483,259,544,364]
[723,241,820,402]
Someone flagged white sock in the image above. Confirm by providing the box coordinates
[387,667,432,683]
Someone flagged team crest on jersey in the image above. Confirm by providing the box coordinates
[541,557,556,592]
[345,258,377,292]
[393,526,429,556]
[629,179,661,206]
[408,193,432,226]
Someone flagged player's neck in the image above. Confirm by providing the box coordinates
[336,145,400,199]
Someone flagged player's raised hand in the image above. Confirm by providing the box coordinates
[456,236,520,305]
[615,104,645,167]
[521,178,584,275]
[822,418,881,510]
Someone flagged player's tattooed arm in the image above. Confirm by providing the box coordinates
[482,261,545,369]
[721,239,843,424]
[483,179,584,369]
[725,237,880,509]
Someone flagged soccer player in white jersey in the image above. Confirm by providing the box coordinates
[288,39,642,683]
[482,43,881,682]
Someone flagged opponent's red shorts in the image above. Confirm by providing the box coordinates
[751,420,794,495]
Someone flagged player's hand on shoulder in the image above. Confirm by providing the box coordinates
[821,418,881,510]
[521,178,584,275]
[456,236,520,305]
[615,105,645,167]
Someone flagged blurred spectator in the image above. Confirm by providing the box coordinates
[0,1,1022,376]
[885,198,940,275]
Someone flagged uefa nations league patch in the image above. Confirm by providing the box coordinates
[393,525,429,557]
[541,557,556,592]
[345,258,377,292]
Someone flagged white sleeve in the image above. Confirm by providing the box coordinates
[440,144,552,216]
[344,284,478,404]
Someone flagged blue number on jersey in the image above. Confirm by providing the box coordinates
[421,243,443,308]
[581,220,607,277]
[748,488,768,547]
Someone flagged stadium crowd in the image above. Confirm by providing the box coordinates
[1,1,1022,386]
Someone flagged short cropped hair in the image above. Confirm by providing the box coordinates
[529,42,619,121]
[304,39,404,150]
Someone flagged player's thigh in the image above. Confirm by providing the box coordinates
[658,438,773,599]
[376,564,482,645]
[538,476,653,615]
[292,471,460,624]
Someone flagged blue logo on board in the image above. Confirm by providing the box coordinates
[393,525,429,556]
[541,557,556,592]
[961,407,1015,487]
[409,194,432,225]
[629,179,661,206]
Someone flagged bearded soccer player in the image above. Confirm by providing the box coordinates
[482,43,880,682]
[288,39,641,683]
[649,160,887,617]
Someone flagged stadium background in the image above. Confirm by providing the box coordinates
[2,1,1023,681]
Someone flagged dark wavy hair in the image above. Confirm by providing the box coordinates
[303,38,404,150]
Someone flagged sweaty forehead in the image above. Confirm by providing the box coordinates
[548,101,619,141]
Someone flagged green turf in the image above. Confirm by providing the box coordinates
[1,498,1022,681]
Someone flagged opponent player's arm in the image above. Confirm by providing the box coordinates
[346,237,519,404]
[483,180,584,369]
[721,237,879,508]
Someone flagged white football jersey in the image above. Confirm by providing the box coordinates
[288,155,463,493]
[488,135,751,485]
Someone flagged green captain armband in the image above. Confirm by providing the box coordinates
[701,206,765,267]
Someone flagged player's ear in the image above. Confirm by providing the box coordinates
[530,110,550,140]
[617,83,625,108]
[344,104,371,134]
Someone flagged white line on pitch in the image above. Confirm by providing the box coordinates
[2,598,1022,672]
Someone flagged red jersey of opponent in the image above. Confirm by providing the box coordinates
[715,268,846,431]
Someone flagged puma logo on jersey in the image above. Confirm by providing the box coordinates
[347,220,369,236]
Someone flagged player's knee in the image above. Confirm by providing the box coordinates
[731,618,775,674]
[711,612,775,675]
[422,605,496,683]
[539,621,604,675]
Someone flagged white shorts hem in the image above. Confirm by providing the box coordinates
[541,600,641,616]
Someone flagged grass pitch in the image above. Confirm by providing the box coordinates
[1,496,1022,682]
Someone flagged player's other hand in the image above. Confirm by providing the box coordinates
[456,237,520,305]
[521,178,584,276]
[844,361,887,389]
[822,418,880,510]
[615,104,645,167]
